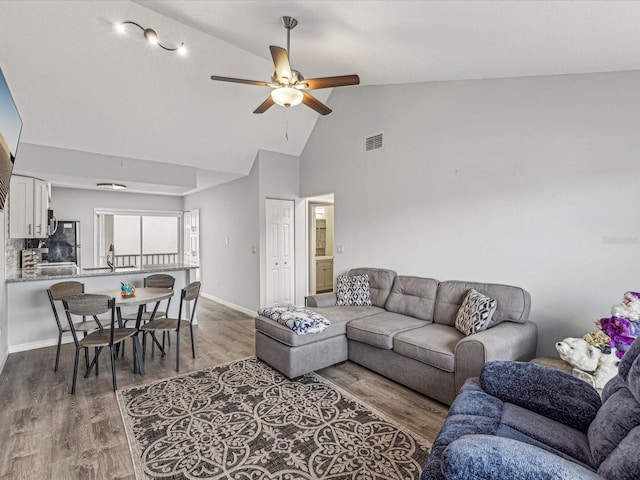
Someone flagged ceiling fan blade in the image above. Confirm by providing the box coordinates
[302,75,360,90]
[253,96,275,114]
[302,92,332,115]
[210,75,270,87]
[270,46,293,82]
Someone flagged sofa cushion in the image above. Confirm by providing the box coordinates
[499,403,595,468]
[454,288,497,336]
[384,276,438,321]
[255,305,380,347]
[346,312,429,349]
[434,280,531,327]
[348,268,397,308]
[336,273,372,306]
[393,324,464,372]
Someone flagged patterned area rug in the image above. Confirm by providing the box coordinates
[117,357,431,479]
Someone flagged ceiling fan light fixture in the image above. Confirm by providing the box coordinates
[271,87,303,107]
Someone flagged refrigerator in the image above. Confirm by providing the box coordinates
[45,220,81,265]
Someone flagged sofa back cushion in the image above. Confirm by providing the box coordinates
[589,337,640,477]
[348,268,397,308]
[434,280,531,327]
[384,276,438,321]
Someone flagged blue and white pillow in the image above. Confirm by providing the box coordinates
[336,273,372,306]
[258,304,331,335]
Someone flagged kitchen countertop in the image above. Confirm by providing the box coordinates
[6,263,198,283]
[316,256,334,260]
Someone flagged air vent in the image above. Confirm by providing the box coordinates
[365,132,384,152]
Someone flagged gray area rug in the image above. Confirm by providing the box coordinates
[117,357,431,479]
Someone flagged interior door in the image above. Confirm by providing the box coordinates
[266,199,295,306]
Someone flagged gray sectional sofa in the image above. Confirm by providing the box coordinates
[254,267,537,405]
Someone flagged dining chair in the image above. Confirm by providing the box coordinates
[47,281,100,372]
[63,294,140,394]
[120,273,175,357]
[140,281,201,372]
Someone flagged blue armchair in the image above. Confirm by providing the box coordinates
[422,336,640,479]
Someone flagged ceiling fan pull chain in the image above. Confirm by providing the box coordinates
[285,108,289,141]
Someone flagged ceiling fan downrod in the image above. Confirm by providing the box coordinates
[281,16,298,60]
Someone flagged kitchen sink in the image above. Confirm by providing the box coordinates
[83,265,135,271]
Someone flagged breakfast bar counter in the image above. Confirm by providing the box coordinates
[5,264,199,352]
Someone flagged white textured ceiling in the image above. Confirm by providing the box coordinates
[1,1,640,194]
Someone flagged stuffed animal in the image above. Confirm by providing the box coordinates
[593,351,620,390]
[555,337,602,372]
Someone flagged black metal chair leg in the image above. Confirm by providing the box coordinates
[71,349,80,394]
[110,346,117,391]
[190,324,195,359]
[55,332,63,372]
[176,331,180,372]
[133,335,145,375]
[95,347,99,376]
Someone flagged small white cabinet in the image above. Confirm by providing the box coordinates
[9,175,49,239]
[316,258,334,293]
[183,208,200,280]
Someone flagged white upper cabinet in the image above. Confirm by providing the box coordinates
[9,175,49,239]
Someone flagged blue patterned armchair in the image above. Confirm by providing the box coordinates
[422,336,640,479]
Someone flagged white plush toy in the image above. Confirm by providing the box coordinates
[593,351,620,390]
[555,337,602,372]
[555,337,620,392]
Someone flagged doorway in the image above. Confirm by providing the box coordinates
[265,199,295,305]
[309,201,334,295]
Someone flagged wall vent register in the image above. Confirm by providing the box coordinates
[365,132,384,152]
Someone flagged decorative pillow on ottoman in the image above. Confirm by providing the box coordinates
[336,273,372,306]
[455,288,498,335]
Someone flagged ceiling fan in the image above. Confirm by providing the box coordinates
[210,16,360,115]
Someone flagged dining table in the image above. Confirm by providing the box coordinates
[93,287,174,375]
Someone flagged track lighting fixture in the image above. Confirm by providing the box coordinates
[114,21,186,55]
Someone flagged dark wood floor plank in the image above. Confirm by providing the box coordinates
[0,296,447,478]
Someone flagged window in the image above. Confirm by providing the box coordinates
[95,209,182,267]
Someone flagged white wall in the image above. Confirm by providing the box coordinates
[301,70,640,356]
[183,159,260,312]
[51,187,183,268]
[257,150,301,306]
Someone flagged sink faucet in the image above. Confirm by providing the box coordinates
[107,243,115,271]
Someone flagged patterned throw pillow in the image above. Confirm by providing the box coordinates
[336,274,372,306]
[455,289,498,336]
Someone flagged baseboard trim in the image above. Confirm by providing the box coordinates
[200,293,255,317]
[9,335,73,354]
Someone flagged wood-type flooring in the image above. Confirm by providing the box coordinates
[0,297,448,479]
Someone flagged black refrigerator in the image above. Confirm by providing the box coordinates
[46,220,81,265]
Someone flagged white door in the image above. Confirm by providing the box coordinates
[266,199,295,305]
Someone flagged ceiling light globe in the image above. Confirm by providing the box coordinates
[115,23,126,34]
[144,28,158,45]
[177,44,187,56]
[271,87,303,108]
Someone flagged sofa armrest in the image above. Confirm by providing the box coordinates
[305,292,337,308]
[480,361,601,432]
[441,435,603,480]
[454,320,537,393]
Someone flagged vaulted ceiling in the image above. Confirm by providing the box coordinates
[1,1,639,194]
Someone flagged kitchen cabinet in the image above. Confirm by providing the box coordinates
[316,258,334,293]
[9,175,49,239]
